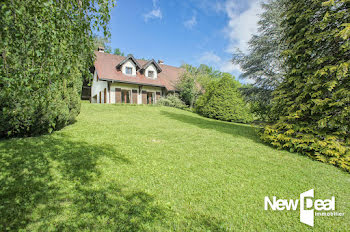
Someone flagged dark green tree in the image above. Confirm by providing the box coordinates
[261,0,350,171]
[196,74,253,123]
[233,0,286,121]
[0,0,116,137]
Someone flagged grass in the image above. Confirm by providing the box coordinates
[0,103,349,231]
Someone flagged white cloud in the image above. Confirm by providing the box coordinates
[220,60,242,73]
[184,15,197,29]
[195,0,262,81]
[199,52,221,64]
[222,0,263,53]
[144,0,162,22]
[198,51,242,74]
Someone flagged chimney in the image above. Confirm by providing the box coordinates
[98,47,105,53]
[158,60,164,65]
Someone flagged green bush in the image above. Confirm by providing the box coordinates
[157,95,187,109]
[195,74,253,123]
[260,0,350,172]
[0,0,115,137]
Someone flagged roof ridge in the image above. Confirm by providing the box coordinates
[94,51,181,70]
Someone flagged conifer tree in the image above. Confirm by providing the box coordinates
[261,0,350,171]
[196,74,253,123]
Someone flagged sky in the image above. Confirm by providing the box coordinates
[104,0,263,79]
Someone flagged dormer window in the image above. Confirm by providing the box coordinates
[148,71,154,78]
[125,67,133,75]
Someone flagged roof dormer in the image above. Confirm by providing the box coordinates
[140,59,162,79]
[141,59,162,73]
[116,55,142,76]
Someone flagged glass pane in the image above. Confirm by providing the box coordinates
[127,91,130,103]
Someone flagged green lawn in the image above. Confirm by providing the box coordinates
[0,103,349,231]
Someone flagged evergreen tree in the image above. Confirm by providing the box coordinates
[233,0,287,121]
[196,74,253,123]
[261,0,350,171]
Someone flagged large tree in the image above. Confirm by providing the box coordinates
[0,0,115,137]
[261,0,350,171]
[233,0,286,121]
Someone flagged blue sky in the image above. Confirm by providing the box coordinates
[104,0,263,79]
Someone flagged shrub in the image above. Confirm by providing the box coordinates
[195,74,253,123]
[0,0,115,137]
[156,95,187,109]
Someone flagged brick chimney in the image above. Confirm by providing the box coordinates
[98,47,105,53]
[158,60,164,65]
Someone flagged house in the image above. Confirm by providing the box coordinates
[83,48,184,104]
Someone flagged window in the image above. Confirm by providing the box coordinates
[148,71,154,78]
[125,67,133,75]
[147,92,154,104]
[121,90,131,103]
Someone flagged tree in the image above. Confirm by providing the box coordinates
[176,65,201,108]
[232,0,287,121]
[196,74,253,123]
[176,64,221,108]
[261,0,350,172]
[113,48,125,56]
[93,36,112,53]
[240,85,275,122]
[0,0,116,137]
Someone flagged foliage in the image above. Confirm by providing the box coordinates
[196,74,253,123]
[113,48,125,56]
[176,64,220,108]
[93,35,112,53]
[261,0,350,172]
[156,94,187,109]
[176,65,202,108]
[0,0,115,137]
[1,102,349,231]
[240,86,276,122]
[232,0,287,121]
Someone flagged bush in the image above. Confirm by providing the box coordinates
[156,95,187,109]
[195,74,253,123]
[0,0,115,137]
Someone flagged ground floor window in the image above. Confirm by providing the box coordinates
[121,90,131,104]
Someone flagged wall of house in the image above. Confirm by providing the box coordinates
[91,70,108,103]
[121,60,137,76]
[140,85,163,104]
[109,82,163,104]
[110,83,139,104]
[145,64,158,79]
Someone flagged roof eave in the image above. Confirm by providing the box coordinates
[99,78,166,88]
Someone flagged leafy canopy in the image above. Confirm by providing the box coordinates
[0,0,116,137]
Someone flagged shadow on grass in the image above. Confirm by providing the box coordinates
[161,110,261,143]
[182,214,229,232]
[0,135,165,231]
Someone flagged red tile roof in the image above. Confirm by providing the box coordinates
[94,51,183,91]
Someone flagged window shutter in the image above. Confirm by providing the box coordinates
[132,90,138,104]
[115,88,121,103]
[142,91,147,104]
